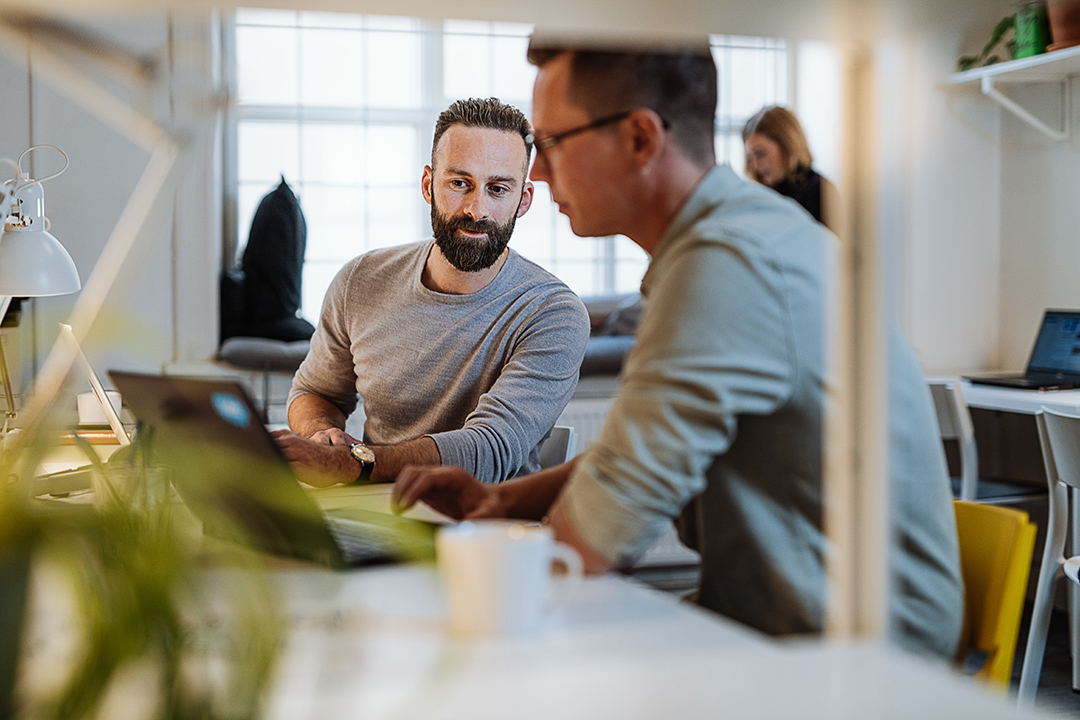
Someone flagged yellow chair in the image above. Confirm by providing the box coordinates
[953,499,1037,691]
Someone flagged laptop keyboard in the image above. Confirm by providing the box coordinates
[325,515,399,564]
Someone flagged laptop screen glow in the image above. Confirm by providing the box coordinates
[1027,311,1080,375]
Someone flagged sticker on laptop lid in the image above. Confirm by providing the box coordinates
[211,392,251,427]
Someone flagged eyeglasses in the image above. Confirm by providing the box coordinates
[530,110,633,153]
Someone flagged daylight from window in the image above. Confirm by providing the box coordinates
[231,10,787,322]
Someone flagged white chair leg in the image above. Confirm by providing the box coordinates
[1072,488,1080,690]
[1072,581,1080,690]
[1019,566,1062,706]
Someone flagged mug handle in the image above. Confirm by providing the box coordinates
[549,541,584,601]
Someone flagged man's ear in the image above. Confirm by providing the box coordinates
[421,165,434,205]
[516,181,534,218]
[625,109,666,168]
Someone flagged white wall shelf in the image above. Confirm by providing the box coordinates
[945,44,1080,140]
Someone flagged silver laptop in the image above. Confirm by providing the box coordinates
[965,309,1080,391]
[109,371,436,568]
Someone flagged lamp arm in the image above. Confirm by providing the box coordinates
[0,167,13,224]
[0,296,15,427]
[0,184,13,425]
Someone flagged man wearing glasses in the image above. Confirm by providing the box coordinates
[395,40,964,660]
[274,98,590,487]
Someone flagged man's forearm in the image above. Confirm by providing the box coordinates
[288,394,348,437]
[549,493,613,574]
[369,436,441,483]
[493,456,580,520]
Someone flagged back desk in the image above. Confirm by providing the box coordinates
[958,381,1080,485]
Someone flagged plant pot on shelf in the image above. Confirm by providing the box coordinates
[1048,0,1080,50]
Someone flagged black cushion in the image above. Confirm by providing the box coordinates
[222,177,316,343]
[219,268,247,343]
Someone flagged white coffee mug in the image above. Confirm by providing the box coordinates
[437,520,583,638]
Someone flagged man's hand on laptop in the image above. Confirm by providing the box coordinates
[272,429,362,487]
[392,466,505,520]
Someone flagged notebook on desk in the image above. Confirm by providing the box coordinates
[964,309,1080,390]
[109,371,436,568]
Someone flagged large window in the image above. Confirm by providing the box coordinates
[229,10,787,322]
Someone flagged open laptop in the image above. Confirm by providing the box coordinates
[109,371,436,568]
[965,309,1080,390]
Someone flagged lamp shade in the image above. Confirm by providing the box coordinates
[0,228,81,297]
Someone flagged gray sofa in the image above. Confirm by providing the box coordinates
[579,293,643,378]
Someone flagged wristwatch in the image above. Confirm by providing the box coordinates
[349,442,376,482]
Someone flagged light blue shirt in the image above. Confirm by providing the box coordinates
[561,165,963,658]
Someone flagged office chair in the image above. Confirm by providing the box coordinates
[1018,409,1080,706]
[538,426,578,470]
[953,500,1036,691]
[928,380,1045,503]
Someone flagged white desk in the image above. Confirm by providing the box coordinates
[961,380,1080,416]
[21,482,1047,719]
[257,565,1037,719]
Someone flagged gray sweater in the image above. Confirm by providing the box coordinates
[289,240,590,483]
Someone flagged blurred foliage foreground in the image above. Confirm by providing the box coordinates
[0,430,282,720]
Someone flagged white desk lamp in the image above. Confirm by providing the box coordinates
[0,146,82,434]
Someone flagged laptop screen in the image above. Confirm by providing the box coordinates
[1027,310,1080,374]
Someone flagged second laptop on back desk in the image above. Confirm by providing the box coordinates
[965,309,1080,391]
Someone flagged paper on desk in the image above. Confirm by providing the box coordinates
[307,483,454,525]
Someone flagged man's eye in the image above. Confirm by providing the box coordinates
[451,179,469,189]
[489,185,509,196]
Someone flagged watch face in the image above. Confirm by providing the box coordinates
[350,443,376,465]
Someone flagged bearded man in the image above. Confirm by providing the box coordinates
[274,98,590,486]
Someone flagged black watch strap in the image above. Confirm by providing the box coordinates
[349,442,376,482]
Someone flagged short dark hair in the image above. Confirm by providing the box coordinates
[431,98,533,173]
[527,38,717,167]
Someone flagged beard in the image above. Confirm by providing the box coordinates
[431,195,519,273]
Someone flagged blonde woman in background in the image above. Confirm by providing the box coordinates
[743,105,839,233]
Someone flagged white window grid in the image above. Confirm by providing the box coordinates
[226,11,788,322]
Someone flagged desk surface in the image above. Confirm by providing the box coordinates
[257,564,1036,719]
[954,378,1080,415]
[22,482,1045,719]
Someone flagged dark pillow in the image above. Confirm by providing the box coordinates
[224,177,315,342]
[219,268,247,343]
[241,177,313,336]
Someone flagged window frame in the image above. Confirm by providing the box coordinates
[223,13,790,319]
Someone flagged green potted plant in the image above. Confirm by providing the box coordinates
[0,423,283,719]
[958,14,1018,70]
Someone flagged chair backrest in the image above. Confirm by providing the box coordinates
[538,425,578,469]
[1037,408,1080,492]
[953,499,1037,691]
[929,381,979,501]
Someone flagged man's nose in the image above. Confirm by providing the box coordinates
[463,192,491,220]
[530,155,549,184]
